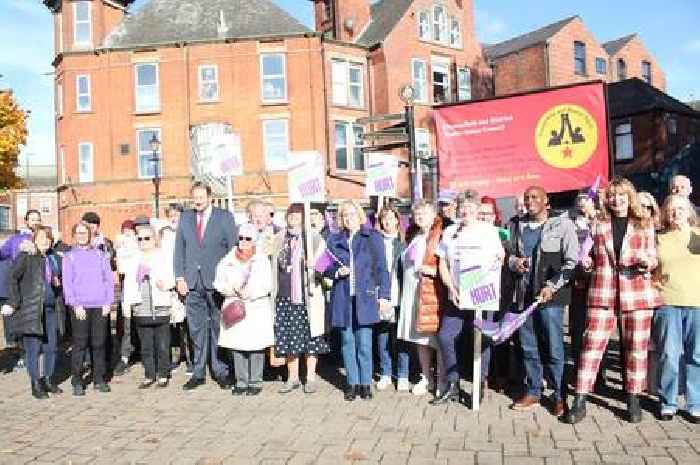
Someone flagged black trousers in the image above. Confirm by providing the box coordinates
[136,319,171,380]
[71,309,107,386]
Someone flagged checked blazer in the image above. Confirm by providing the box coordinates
[587,219,661,312]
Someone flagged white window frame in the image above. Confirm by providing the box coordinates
[331,60,348,106]
[134,63,160,113]
[595,57,607,75]
[76,74,91,112]
[40,198,51,215]
[457,67,471,101]
[56,82,63,117]
[450,17,462,48]
[136,128,162,179]
[432,60,450,104]
[334,121,365,172]
[78,142,94,183]
[415,128,431,159]
[411,59,428,103]
[73,1,91,47]
[260,53,287,104]
[433,4,447,44]
[262,119,289,171]
[574,41,586,75]
[198,64,220,102]
[614,122,633,161]
[348,63,364,108]
[417,10,431,40]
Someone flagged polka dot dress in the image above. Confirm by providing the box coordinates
[274,297,330,357]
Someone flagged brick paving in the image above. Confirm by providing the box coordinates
[0,348,698,465]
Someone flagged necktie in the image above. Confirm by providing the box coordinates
[196,212,204,245]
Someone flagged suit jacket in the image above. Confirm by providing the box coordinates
[587,219,661,312]
[324,227,390,328]
[174,207,238,290]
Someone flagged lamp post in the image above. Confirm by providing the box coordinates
[149,133,161,218]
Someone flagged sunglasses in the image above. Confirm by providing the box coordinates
[641,204,654,211]
[137,237,152,242]
[239,236,254,242]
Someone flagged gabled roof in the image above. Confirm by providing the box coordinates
[602,33,637,55]
[103,0,310,49]
[607,78,700,119]
[356,0,413,47]
[484,15,579,59]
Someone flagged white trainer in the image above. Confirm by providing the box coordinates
[376,375,392,391]
[397,378,410,392]
[412,375,429,396]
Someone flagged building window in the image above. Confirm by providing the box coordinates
[0,206,9,231]
[260,54,287,103]
[76,74,91,112]
[450,17,461,48]
[334,122,364,171]
[667,115,678,136]
[418,11,430,40]
[135,63,160,113]
[433,5,447,43]
[137,128,162,178]
[432,61,450,104]
[56,83,63,116]
[198,65,219,102]
[614,122,633,161]
[331,60,364,107]
[457,67,471,101]
[73,1,91,46]
[415,128,431,159]
[617,59,627,80]
[595,57,607,75]
[641,61,652,85]
[574,41,586,75]
[78,142,93,182]
[411,59,427,103]
[262,119,289,170]
[40,199,51,215]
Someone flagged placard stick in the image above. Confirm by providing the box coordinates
[303,200,314,297]
[226,175,234,213]
[473,308,482,411]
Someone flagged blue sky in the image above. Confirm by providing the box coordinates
[1,0,698,166]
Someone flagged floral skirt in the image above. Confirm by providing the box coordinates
[274,297,330,357]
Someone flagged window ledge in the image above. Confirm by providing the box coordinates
[331,104,367,111]
[198,100,221,105]
[418,38,459,51]
[134,110,162,116]
[261,101,289,106]
[75,110,94,115]
[334,170,366,176]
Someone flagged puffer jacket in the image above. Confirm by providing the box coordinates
[417,217,448,333]
[7,251,65,337]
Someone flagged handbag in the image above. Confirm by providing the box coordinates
[221,261,252,328]
[222,299,246,328]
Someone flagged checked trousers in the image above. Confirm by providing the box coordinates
[575,307,653,394]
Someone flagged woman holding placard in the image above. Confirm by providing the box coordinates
[435,190,504,405]
[397,200,446,396]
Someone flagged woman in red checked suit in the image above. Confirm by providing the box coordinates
[566,177,661,424]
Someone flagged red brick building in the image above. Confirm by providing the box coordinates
[44,0,489,238]
[485,16,666,96]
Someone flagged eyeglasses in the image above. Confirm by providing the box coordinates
[137,237,152,242]
[239,236,254,242]
[641,204,654,211]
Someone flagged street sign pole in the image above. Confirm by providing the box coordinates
[406,105,418,201]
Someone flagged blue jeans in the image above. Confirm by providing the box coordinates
[517,303,565,401]
[653,306,700,413]
[24,306,58,383]
[376,316,410,379]
[340,321,373,387]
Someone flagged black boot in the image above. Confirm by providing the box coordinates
[627,394,642,423]
[563,394,587,424]
[31,380,49,400]
[430,380,459,405]
[344,385,356,401]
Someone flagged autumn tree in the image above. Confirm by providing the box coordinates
[0,90,28,190]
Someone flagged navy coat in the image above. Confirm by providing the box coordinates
[325,227,391,328]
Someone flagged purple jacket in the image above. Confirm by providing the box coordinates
[62,247,114,308]
[0,232,32,261]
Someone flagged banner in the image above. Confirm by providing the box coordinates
[365,153,398,197]
[288,151,325,202]
[434,82,609,198]
[209,133,242,177]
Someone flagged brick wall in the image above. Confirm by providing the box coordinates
[608,36,666,91]
[492,45,546,96]
[547,19,610,86]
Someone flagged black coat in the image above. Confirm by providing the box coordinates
[7,251,65,337]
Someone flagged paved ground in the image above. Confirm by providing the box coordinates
[0,342,698,465]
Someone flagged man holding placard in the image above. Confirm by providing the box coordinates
[507,186,578,416]
[435,190,504,407]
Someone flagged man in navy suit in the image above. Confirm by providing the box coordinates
[174,182,237,390]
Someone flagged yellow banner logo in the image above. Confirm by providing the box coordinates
[535,104,598,169]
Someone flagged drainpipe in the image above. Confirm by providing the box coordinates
[544,41,551,87]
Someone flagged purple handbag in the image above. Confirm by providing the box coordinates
[222,299,246,328]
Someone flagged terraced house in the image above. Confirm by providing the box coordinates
[44,0,490,237]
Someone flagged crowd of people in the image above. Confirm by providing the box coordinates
[0,175,697,424]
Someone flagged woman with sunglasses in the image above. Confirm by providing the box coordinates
[638,191,661,232]
[652,195,700,423]
[271,204,330,394]
[3,226,65,399]
[123,224,174,388]
[214,223,274,396]
[62,221,115,396]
